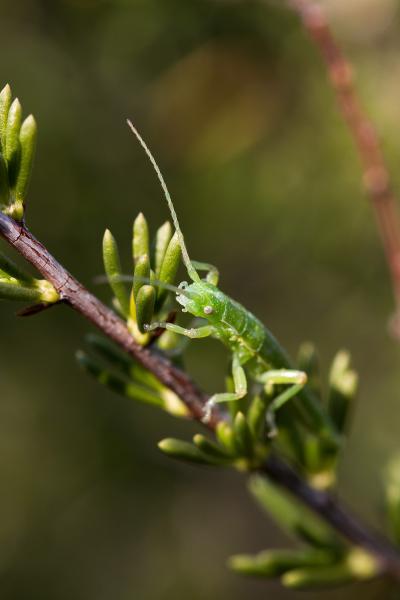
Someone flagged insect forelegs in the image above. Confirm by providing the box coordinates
[144,322,215,338]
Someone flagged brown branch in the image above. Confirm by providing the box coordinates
[264,455,400,578]
[0,212,400,579]
[287,0,400,333]
[0,213,214,426]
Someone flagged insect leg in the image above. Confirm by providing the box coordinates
[144,322,215,339]
[191,261,219,285]
[203,354,247,422]
[257,369,307,437]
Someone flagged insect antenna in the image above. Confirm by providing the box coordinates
[126,119,201,283]
[94,274,193,299]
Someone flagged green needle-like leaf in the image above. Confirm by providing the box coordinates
[216,421,237,455]
[156,231,181,307]
[297,342,321,398]
[132,213,149,262]
[282,548,379,589]
[193,433,233,462]
[4,97,22,187]
[234,412,253,458]
[130,363,165,391]
[282,563,352,589]
[328,351,358,433]
[133,253,151,301]
[79,342,187,416]
[228,549,334,578]
[102,229,130,317]
[76,350,164,408]
[0,281,43,302]
[153,220,172,277]
[247,395,266,440]
[15,114,37,202]
[0,84,12,150]
[0,251,34,283]
[86,334,133,373]
[135,284,156,333]
[303,434,323,474]
[249,475,341,549]
[158,438,212,465]
[0,152,9,206]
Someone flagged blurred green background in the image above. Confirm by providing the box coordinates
[0,0,400,598]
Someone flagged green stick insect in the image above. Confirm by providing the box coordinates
[126,120,337,442]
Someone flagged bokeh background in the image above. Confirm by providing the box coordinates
[0,0,400,598]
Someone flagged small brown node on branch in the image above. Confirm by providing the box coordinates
[330,61,353,90]
[391,253,400,278]
[301,2,325,30]
[363,166,389,198]
[358,121,379,152]
[388,308,400,340]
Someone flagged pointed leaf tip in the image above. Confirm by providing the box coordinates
[133,212,149,262]
[153,220,172,278]
[229,549,334,578]
[0,84,11,96]
[281,549,379,591]
[234,411,253,458]
[328,350,358,433]
[15,114,37,202]
[156,231,181,307]
[0,84,12,150]
[158,438,211,465]
[102,228,130,317]
[4,97,22,188]
[193,433,233,462]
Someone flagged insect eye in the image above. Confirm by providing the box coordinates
[179,281,188,290]
[204,305,213,315]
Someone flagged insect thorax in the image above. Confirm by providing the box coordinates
[179,281,265,359]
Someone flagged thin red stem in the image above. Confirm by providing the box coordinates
[288,0,400,331]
